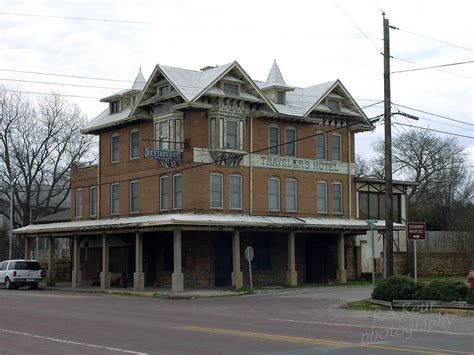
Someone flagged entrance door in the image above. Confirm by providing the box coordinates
[214,237,232,287]
[306,236,338,283]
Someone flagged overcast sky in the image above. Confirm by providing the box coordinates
[1,0,473,170]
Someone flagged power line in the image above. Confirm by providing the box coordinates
[0,12,159,25]
[391,60,474,74]
[393,122,473,139]
[397,28,473,52]
[0,68,133,83]
[393,103,474,127]
[0,78,125,91]
[2,89,100,100]
[391,56,472,79]
[334,3,383,56]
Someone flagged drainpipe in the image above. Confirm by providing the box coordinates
[348,130,352,219]
[97,137,101,219]
[249,115,253,215]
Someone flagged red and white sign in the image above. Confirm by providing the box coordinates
[407,222,426,241]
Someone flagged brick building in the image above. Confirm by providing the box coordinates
[15,61,409,291]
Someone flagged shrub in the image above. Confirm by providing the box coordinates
[372,276,417,302]
[467,288,474,304]
[415,281,466,302]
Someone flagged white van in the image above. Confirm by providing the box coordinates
[0,259,43,289]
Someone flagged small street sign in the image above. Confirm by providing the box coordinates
[407,222,426,241]
[244,246,254,262]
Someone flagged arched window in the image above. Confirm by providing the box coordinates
[285,127,296,157]
[316,180,327,213]
[332,182,343,214]
[111,133,120,163]
[316,132,326,160]
[285,178,297,212]
[229,174,242,209]
[332,133,342,161]
[268,176,280,211]
[268,125,280,155]
[210,173,224,208]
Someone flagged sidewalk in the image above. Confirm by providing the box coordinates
[43,282,248,299]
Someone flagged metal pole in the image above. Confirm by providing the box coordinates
[383,12,394,277]
[248,258,253,290]
[371,225,375,286]
[9,181,14,259]
[414,240,417,283]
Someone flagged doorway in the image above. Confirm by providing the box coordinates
[306,235,338,283]
[214,236,232,287]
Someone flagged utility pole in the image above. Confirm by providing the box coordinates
[383,12,394,278]
[9,181,14,259]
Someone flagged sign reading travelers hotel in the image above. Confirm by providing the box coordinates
[193,148,355,175]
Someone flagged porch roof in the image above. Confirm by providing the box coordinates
[14,213,405,237]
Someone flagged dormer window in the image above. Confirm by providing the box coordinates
[223,83,239,96]
[110,100,121,114]
[327,99,341,111]
[159,85,171,97]
[130,95,137,107]
[276,91,285,104]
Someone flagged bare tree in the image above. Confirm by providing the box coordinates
[355,154,384,178]
[0,88,95,227]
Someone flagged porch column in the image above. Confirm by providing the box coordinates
[24,237,31,259]
[172,230,183,293]
[46,237,56,286]
[286,231,298,286]
[337,232,347,283]
[72,235,82,288]
[231,230,243,290]
[133,232,145,291]
[100,234,111,289]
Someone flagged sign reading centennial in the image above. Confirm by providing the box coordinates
[407,222,426,241]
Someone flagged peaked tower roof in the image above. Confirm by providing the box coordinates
[263,60,294,91]
[131,67,146,90]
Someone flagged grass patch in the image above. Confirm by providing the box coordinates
[283,280,372,289]
[341,299,384,311]
[417,275,466,284]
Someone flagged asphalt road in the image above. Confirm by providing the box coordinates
[1,286,473,354]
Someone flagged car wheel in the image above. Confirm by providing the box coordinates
[30,283,38,290]
[5,277,13,290]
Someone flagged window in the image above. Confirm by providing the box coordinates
[210,118,244,151]
[111,183,120,214]
[173,174,182,209]
[160,176,168,210]
[268,126,280,155]
[110,100,120,114]
[111,134,120,162]
[90,186,97,217]
[359,192,400,222]
[327,99,340,111]
[230,174,242,209]
[130,95,137,107]
[159,85,170,97]
[210,173,223,208]
[333,182,343,214]
[316,133,326,160]
[268,177,280,211]
[286,178,297,212]
[223,83,239,96]
[250,237,272,270]
[129,130,139,159]
[75,188,82,218]
[317,181,327,213]
[154,117,183,150]
[130,181,139,213]
[332,134,341,161]
[225,120,238,149]
[285,128,296,157]
[276,91,285,104]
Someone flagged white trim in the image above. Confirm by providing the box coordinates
[129,129,140,160]
[268,176,281,211]
[316,180,327,214]
[229,174,243,210]
[210,173,224,209]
